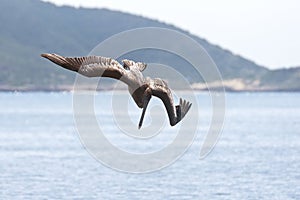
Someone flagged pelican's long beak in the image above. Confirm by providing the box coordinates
[138,96,151,129]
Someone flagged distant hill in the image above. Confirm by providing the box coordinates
[0,0,299,91]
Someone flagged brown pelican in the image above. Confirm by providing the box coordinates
[41,53,192,129]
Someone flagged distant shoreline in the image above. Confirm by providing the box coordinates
[1,87,300,93]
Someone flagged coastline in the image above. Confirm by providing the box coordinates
[1,86,300,93]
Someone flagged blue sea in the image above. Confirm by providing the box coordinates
[0,92,299,199]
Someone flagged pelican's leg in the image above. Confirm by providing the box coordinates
[138,89,152,129]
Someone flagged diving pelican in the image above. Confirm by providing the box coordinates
[41,53,192,129]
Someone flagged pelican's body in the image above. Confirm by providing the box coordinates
[41,53,191,129]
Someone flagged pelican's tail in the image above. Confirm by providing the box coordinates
[176,98,192,123]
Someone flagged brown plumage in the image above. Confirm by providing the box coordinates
[41,53,192,129]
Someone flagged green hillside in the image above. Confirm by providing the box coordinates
[0,0,299,91]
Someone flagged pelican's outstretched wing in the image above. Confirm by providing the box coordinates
[41,53,133,85]
[150,78,192,126]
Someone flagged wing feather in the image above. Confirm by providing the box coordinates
[150,78,177,125]
[150,78,192,126]
[41,53,133,85]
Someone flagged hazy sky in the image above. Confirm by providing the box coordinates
[43,0,300,69]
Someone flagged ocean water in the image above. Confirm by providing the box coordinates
[0,92,299,199]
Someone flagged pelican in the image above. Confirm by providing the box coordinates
[41,53,192,129]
